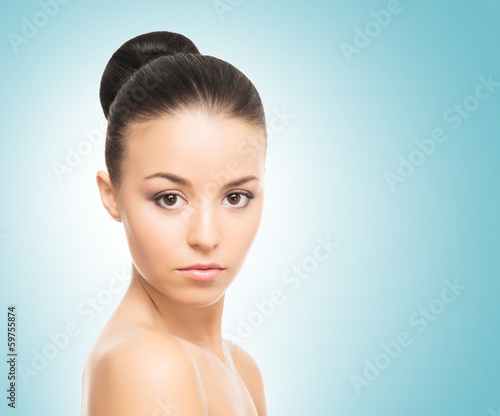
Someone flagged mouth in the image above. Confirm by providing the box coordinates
[177,263,225,281]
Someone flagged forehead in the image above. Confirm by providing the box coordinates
[121,112,266,183]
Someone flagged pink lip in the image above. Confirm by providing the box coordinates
[177,263,225,281]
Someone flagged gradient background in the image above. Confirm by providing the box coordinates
[1,0,499,415]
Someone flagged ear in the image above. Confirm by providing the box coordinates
[96,170,122,222]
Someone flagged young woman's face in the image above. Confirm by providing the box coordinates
[114,111,266,307]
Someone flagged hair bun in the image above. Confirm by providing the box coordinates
[99,31,200,118]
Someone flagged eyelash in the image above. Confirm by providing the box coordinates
[153,190,254,210]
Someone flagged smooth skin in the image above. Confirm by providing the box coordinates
[81,110,268,416]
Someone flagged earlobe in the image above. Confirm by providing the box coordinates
[96,170,122,223]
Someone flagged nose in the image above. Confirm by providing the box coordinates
[186,204,221,250]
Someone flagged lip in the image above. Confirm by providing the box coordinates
[177,263,225,281]
[179,263,224,270]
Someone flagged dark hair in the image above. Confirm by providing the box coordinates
[99,31,267,190]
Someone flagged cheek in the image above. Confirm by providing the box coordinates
[223,202,263,261]
[122,201,184,273]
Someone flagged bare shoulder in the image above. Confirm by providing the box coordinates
[224,340,268,415]
[82,329,208,416]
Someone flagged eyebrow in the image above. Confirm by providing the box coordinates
[143,172,259,189]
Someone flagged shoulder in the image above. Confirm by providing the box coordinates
[224,340,268,415]
[83,329,208,416]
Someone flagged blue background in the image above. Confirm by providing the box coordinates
[1,0,499,414]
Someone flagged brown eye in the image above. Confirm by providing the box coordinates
[227,193,241,205]
[222,192,254,208]
[154,192,187,210]
[163,194,177,206]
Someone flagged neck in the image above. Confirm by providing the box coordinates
[126,265,226,358]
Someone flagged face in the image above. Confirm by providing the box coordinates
[97,110,266,307]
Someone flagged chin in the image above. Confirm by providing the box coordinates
[151,279,227,306]
[171,290,226,308]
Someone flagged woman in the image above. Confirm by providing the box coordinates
[81,31,268,415]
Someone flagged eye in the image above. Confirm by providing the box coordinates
[222,191,254,208]
[153,192,187,210]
